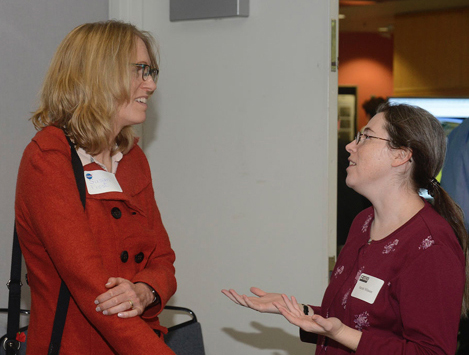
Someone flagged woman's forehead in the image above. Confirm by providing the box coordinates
[133,37,150,63]
[365,112,386,133]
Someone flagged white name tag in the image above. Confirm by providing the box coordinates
[351,273,384,304]
[84,170,123,195]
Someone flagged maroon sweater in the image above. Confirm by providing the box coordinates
[303,201,465,355]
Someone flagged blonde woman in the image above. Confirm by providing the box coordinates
[16,21,176,354]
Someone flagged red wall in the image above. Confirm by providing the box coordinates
[339,32,394,130]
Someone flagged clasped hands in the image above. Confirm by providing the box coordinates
[221,287,345,339]
[95,277,154,318]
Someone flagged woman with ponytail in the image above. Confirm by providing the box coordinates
[222,102,468,355]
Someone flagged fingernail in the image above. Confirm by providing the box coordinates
[96,306,101,312]
[117,313,123,318]
[94,300,99,305]
[105,282,112,286]
[103,310,108,315]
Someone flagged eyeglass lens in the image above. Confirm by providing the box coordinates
[143,65,159,81]
[134,64,158,82]
[355,132,361,144]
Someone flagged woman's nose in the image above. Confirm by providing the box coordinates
[143,77,157,91]
[345,140,356,153]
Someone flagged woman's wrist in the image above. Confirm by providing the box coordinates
[331,324,362,352]
[301,304,312,315]
[149,287,161,305]
[136,282,160,307]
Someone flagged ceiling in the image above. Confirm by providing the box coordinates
[339,0,469,33]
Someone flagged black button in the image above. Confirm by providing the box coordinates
[111,207,122,219]
[120,251,129,263]
[135,252,144,264]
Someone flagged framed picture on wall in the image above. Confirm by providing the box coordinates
[338,86,358,141]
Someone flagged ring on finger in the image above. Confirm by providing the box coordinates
[128,300,134,309]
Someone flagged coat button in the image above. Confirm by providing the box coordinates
[111,207,122,219]
[135,252,144,264]
[120,251,129,263]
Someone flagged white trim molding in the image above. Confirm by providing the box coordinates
[109,0,144,27]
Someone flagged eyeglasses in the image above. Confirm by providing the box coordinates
[355,131,391,145]
[131,63,159,82]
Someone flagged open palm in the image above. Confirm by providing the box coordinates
[274,294,343,337]
[221,287,286,314]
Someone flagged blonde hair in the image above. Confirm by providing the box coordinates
[31,20,158,154]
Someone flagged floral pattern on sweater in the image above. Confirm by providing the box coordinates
[419,235,435,250]
[354,311,370,331]
[361,214,373,233]
[383,239,399,254]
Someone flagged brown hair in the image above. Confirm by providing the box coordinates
[31,20,158,154]
[378,102,469,316]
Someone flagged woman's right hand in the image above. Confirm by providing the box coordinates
[221,287,286,314]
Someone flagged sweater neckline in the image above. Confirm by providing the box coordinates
[365,200,430,245]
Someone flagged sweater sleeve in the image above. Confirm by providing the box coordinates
[15,139,175,354]
[355,244,464,355]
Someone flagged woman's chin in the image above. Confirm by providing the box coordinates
[345,178,354,189]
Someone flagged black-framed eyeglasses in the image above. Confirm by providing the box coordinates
[131,63,159,82]
[355,131,391,145]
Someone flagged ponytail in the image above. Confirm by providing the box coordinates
[379,102,469,317]
[429,180,469,316]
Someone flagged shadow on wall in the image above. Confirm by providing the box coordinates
[222,321,314,354]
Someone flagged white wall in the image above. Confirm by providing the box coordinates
[0,1,338,353]
[112,1,338,354]
[0,0,108,330]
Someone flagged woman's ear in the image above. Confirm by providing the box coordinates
[391,148,413,167]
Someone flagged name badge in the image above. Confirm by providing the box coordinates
[351,273,384,304]
[84,170,123,195]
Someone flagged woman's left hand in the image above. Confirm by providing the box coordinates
[273,294,344,337]
[274,294,361,351]
[94,277,154,318]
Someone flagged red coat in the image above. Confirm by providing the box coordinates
[15,126,177,354]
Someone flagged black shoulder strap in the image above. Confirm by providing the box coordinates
[6,134,86,355]
[4,225,23,355]
[47,135,86,355]
[67,136,87,209]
